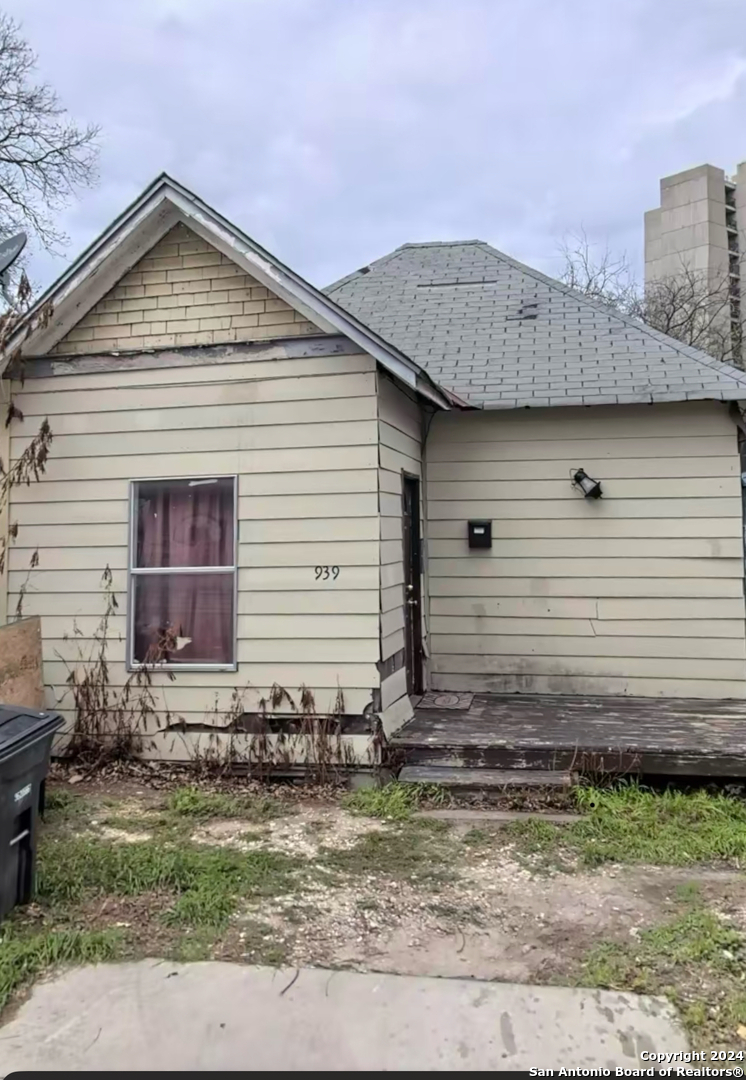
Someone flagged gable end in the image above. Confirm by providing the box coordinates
[51,223,326,355]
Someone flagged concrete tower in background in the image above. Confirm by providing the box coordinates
[645,162,746,364]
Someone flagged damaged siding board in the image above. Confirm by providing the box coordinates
[426,401,746,699]
[377,374,426,732]
[10,344,382,726]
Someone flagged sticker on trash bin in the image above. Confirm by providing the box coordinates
[13,783,31,804]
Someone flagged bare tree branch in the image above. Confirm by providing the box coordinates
[558,231,743,366]
[0,12,99,259]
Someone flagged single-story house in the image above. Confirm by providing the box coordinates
[2,174,746,767]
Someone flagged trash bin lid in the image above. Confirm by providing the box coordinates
[0,706,63,762]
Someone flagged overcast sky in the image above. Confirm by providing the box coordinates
[6,0,746,292]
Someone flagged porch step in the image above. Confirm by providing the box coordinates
[398,765,572,789]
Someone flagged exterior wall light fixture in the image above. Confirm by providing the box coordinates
[572,468,603,499]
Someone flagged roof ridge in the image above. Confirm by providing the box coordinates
[395,239,485,249]
[474,242,746,389]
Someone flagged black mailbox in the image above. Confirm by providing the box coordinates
[468,520,492,549]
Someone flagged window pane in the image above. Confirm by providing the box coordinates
[132,572,234,665]
[136,477,234,569]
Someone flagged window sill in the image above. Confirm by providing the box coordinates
[127,663,238,674]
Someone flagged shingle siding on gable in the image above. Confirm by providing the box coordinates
[52,223,324,355]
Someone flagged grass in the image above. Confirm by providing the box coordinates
[342,781,450,821]
[507,783,746,867]
[579,901,746,1046]
[0,925,124,1013]
[319,820,457,888]
[166,786,289,824]
[37,834,303,928]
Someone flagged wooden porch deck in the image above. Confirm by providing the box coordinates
[388,694,746,778]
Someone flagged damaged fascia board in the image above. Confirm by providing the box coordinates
[170,189,450,409]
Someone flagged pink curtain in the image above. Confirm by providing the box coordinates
[133,478,234,665]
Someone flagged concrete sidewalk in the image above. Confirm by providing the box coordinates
[0,961,687,1072]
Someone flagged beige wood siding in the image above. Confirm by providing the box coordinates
[50,223,323,355]
[9,344,382,728]
[426,402,746,698]
[0,391,8,625]
[377,374,426,732]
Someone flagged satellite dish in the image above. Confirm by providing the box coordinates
[0,232,27,310]
[0,232,26,275]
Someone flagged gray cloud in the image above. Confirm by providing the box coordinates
[5,0,746,292]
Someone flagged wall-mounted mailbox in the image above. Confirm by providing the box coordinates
[468,520,492,549]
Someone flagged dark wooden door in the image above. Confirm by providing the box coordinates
[402,474,424,695]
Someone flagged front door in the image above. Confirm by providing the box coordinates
[402,474,424,696]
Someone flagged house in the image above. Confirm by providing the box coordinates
[2,174,746,770]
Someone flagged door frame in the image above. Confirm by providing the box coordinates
[401,472,424,696]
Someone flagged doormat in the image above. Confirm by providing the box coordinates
[418,691,474,711]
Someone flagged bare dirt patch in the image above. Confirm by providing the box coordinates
[193,807,389,858]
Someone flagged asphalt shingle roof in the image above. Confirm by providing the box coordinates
[325,240,746,409]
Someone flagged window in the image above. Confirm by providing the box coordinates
[128,476,237,669]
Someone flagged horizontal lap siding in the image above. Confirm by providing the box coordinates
[377,376,425,733]
[9,347,382,723]
[426,402,746,699]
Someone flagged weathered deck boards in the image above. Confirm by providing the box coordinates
[389,694,746,777]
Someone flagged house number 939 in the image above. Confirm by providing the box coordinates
[315,566,340,580]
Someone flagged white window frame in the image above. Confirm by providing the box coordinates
[127,475,239,672]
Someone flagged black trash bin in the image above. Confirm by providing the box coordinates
[0,706,63,921]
